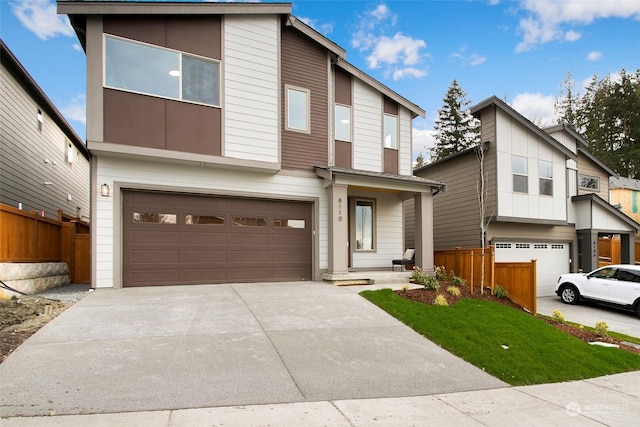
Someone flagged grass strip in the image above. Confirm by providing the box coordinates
[361,289,640,386]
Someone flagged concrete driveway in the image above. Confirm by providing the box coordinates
[537,296,640,337]
[0,282,506,418]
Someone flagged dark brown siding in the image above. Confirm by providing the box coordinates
[335,140,351,168]
[281,26,328,170]
[335,68,352,105]
[102,16,222,156]
[384,96,398,115]
[122,190,312,286]
[384,148,398,174]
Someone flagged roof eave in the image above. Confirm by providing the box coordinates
[58,1,293,15]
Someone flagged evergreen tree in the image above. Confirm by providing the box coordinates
[431,80,480,161]
[415,152,426,168]
[554,72,580,128]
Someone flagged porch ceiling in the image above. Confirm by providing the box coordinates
[315,166,444,194]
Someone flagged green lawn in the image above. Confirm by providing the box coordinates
[361,289,640,386]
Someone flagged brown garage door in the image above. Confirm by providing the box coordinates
[122,190,312,287]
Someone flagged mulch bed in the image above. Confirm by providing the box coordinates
[396,283,640,356]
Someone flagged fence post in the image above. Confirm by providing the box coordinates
[490,245,495,292]
[454,247,460,275]
[531,259,537,315]
[470,250,474,293]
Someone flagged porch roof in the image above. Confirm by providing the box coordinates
[572,193,640,232]
[315,166,445,194]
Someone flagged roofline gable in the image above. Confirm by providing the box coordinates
[471,95,576,160]
[0,39,88,160]
[572,193,640,231]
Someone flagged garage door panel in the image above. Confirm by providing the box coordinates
[123,190,312,286]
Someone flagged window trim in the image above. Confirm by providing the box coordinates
[512,155,528,194]
[578,174,600,191]
[334,103,352,142]
[383,113,399,150]
[103,34,221,108]
[285,84,311,134]
[354,198,376,252]
[539,160,553,196]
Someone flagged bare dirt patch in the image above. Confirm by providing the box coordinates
[397,283,640,356]
[0,297,70,363]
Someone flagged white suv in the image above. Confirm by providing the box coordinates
[555,265,640,317]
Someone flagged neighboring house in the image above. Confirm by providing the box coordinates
[59,1,442,288]
[610,177,640,235]
[413,96,639,296]
[0,39,90,220]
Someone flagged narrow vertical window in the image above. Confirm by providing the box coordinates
[513,155,528,193]
[37,109,43,131]
[539,160,553,196]
[335,104,351,141]
[355,199,375,251]
[383,114,398,149]
[286,86,310,133]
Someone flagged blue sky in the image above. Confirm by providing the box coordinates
[2,0,639,161]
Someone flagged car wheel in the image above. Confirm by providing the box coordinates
[559,285,580,305]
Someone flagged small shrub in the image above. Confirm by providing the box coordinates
[411,266,423,282]
[434,265,449,281]
[552,309,565,323]
[594,321,609,336]
[493,285,507,298]
[433,294,449,306]
[421,275,440,290]
[450,276,466,286]
[447,286,461,297]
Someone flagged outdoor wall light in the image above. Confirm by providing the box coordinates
[101,183,111,197]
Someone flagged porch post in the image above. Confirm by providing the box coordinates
[328,183,349,274]
[414,191,434,273]
[620,233,634,265]
[578,230,599,272]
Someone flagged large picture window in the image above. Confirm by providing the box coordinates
[355,199,375,251]
[578,175,599,190]
[512,155,528,193]
[104,35,220,107]
[383,114,398,149]
[539,160,553,196]
[286,85,310,133]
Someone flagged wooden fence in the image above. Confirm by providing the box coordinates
[598,237,640,267]
[0,203,90,283]
[434,246,537,314]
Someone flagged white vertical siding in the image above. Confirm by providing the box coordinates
[352,193,403,268]
[399,107,412,176]
[352,79,382,172]
[495,110,567,222]
[94,158,328,287]
[224,16,279,163]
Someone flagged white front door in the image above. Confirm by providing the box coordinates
[494,242,570,297]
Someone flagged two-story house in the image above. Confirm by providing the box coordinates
[59,1,442,288]
[1,39,90,221]
[414,96,638,296]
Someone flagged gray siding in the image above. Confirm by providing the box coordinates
[403,198,415,249]
[1,61,90,220]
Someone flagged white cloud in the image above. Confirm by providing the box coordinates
[11,0,74,40]
[511,92,558,127]
[298,17,333,36]
[450,48,487,67]
[470,54,487,66]
[352,4,427,80]
[516,0,640,52]
[587,50,602,61]
[72,43,82,52]
[412,128,437,163]
[61,94,86,125]
[564,30,581,42]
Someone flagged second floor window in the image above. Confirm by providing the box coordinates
[513,155,528,193]
[539,160,553,196]
[383,114,398,149]
[104,35,220,107]
[335,104,351,141]
[579,175,599,190]
[285,85,310,133]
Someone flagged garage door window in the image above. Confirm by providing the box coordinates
[133,213,177,224]
[274,219,306,229]
[185,215,224,225]
[233,217,267,227]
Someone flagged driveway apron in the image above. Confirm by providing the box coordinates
[0,282,506,417]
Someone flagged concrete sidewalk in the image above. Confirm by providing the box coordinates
[2,371,639,426]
